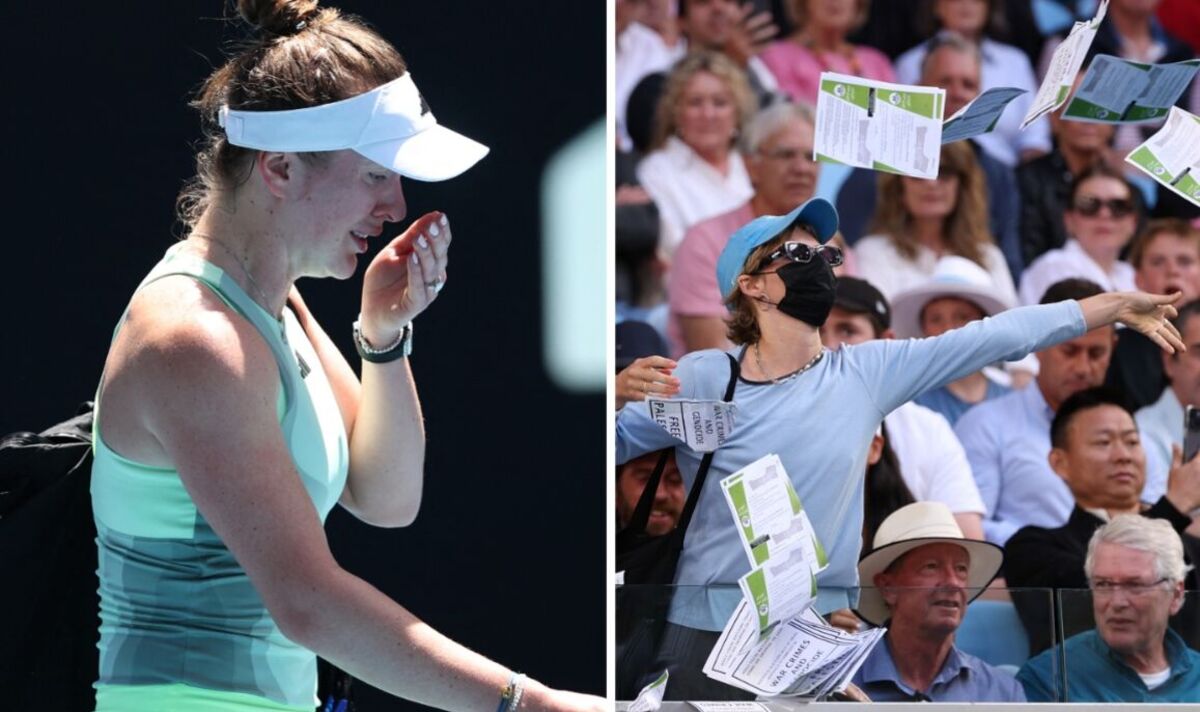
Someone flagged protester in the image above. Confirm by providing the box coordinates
[668,101,825,356]
[821,276,987,540]
[616,197,1183,699]
[852,502,1024,702]
[1018,516,1200,701]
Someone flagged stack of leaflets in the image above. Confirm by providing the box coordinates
[701,454,883,699]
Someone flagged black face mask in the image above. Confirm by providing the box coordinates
[763,258,837,327]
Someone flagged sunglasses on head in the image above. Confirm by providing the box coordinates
[1073,195,1135,218]
[754,241,844,272]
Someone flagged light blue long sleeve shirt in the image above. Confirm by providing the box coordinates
[953,383,1071,546]
[617,302,1086,630]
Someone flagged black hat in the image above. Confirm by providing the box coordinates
[616,320,667,371]
[834,277,891,332]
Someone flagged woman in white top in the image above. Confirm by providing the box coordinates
[893,0,1049,167]
[635,51,757,257]
[1019,164,1142,305]
[856,141,1018,303]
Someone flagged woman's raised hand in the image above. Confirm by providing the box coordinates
[1115,291,1186,354]
[359,211,450,344]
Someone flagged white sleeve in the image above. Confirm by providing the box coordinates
[886,403,986,514]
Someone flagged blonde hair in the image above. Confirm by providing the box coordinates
[650,51,756,152]
[868,141,992,266]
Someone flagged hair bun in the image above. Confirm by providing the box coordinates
[237,0,321,36]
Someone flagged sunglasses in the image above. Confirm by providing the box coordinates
[754,241,843,272]
[1073,195,1135,218]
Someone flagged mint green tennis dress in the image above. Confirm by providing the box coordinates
[91,245,350,711]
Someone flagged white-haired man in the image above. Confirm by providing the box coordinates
[1018,516,1200,701]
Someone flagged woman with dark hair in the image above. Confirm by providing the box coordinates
[855,141,1017,303]
[89,2,601,711]
[1018,164,1142,305]
[616,196,1182,699]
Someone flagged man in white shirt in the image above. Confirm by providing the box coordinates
[1138,301,1200,492]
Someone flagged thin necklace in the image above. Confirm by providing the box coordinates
[189,232,279,318]
[754,342,824,385]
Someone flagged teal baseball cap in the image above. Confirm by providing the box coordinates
[715,198,839,303]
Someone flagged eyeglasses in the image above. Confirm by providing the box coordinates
[754,241,843,273]
[1090,578,1170,598]
[1073,196,1136,218]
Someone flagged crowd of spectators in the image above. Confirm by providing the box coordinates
[616,0,1200,702]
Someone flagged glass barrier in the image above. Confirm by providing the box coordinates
[616,584,1059,703]
[1053,587,1200,703]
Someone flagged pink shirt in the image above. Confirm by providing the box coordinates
[759,40,896,106]
[666,203,756,358]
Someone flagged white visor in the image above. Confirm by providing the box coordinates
[218,73,489,181]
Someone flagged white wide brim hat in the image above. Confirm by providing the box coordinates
[890,255,1014,339]
[856,501,1004,626]
[219,73,488,182]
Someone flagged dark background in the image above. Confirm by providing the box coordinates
[0,2,604,709]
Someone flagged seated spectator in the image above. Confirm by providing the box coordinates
[668,101,822,357]
[1005,387,1192,653]
[616,0,686,152]
[1018,165,1141,305]
[891,256,1014,426]
[1111,220,1200,409]
[955,279,1113,546]
[1018,516,1200,701]
[759,0,894,105]
[1016,73,1117,266]
[893,0,1049,168]
[822,277,987,540]
[863,425,916,547]
[836,32,1024,283]
[1139,300,1200,485]
[856,141,1018,303]
[616,449,685,536]
[677,0,781,102]
[636,51,757,257]
[852,501,1025,702]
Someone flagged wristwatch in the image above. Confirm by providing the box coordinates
[353,318,413,363]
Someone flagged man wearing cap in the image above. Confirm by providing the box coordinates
[1017,516,1200,701]
[668,101,822,357]
[1005,387,1200,653]
[852,502,1025,702]
[891,256,1015,426]
[821,276,987,541]
[954,279,1129,547]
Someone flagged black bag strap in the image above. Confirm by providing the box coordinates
[625,353,740,538]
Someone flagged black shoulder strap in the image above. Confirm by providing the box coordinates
[624,353,740,536]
